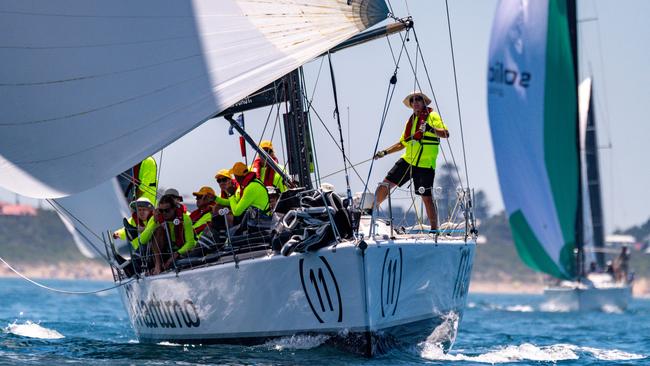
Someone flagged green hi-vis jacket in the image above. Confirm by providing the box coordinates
[400,111,448,169]
[131,212,196,255]
[114,216,155,241]
[228,179,270,217]
[137,157,158,205]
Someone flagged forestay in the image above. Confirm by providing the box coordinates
[0,0,388,198]
[487,0,578,279]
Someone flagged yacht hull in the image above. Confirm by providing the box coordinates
[543,285,632,312]
[117,239,475,355]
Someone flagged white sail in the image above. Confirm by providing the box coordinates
[0,0,387,198]
[54,178,131,258]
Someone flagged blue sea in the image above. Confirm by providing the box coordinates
[0,278,647,365]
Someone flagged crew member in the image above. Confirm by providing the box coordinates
[227,162,270,217]
[251,140,287,193]
[113,197,155,242]
[373,90,449,230]
[119,156,158,205]
[190,186,216,237]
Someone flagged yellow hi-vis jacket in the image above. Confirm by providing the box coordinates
[131,212,196,255]
[114,216,155,242]
[137,157,158,205]
[400,111,448,169]
[228,178,270,217]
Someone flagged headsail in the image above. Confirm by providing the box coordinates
[53,178,131,258]
[0,0,388,198]
[487,0,578,279]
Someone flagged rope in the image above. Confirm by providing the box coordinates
[0,255,134,295]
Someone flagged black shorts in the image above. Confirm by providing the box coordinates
[385,158,435,196]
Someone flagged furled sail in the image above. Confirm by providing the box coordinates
[487,0,579,279]
[0,0,388,199]
[579,78,606,269]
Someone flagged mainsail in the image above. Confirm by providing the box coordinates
[0,0,388,199]
[487,0,579,279]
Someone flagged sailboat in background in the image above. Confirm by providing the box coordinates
[0,0,477,355]
[487,0,631,311]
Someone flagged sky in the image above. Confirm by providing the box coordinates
[2,0,648,233]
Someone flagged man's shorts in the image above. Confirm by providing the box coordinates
[385,158,435,196]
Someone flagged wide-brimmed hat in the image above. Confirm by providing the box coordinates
[402,90,432,108]
[214,169,232,180]
[229,162,248,176]
[163,188,183,201]
[129,197,154,211]
[192,186,216,197]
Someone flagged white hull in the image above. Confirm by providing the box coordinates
[118,239,475,355]
[543,281,632,312]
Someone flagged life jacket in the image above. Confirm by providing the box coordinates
[252,155,279,187]
[401,107,442,168]
[238,172,270,214]
[156,205,186,249]
[190,201,215,234]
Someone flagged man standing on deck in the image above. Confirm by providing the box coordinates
[372,91,449,230]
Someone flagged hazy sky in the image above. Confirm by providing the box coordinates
[2,0,648,233]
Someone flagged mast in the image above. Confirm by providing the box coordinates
[567,0,584,278]
[283,68,314,189]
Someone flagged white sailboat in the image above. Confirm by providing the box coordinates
[0,0,477,355]
[487,0,631,311]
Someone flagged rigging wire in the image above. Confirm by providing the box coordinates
[45,199,111,263]
[303,96,367,186]
[0,255,134,295]
[326,52,353,205]
[442,0,471,190]
[300,67,323,187]
[359,29,409,210]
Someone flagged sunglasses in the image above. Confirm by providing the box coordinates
[263,148,273,154]
[216,177,230,183]
[409,96,424,103]
[159,207,173,213]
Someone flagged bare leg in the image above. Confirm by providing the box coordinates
[151,228,166,275]
[422,195,438,231]
[374,179,396,208]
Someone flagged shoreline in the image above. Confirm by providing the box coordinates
[2,261,649,297]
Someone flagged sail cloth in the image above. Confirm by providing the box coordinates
[487,0,578,279]
[578,78,595,263]
[0,0,388,198]
[54,178,131,258]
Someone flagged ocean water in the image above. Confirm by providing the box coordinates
[0,278,647,365]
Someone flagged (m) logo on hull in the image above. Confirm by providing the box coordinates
[453,248,471,299]
[299,256,342,323]
[381,247,403,317]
